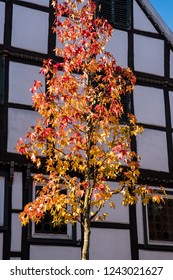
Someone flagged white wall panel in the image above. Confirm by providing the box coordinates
[137,129,168,172]
[90,228,131,259]
[0,177,5,226]
[133,1,157,33]
[76,222,81,242]
[139,250,173,260]
[11,213,22,252]
[169,92,173,128]
[107,30,128,67]
[170,51,173,78]
[56,16,69,53]
[97,182,129,223]
[18,0,49,6]
[30,245,81,260]
[12,172,23,210]
[11,5,49,53]
[0,2,5,44]
[134,86,165,126]
[134,35,164,76]
[7,108,38,153]
[9,62,45,105]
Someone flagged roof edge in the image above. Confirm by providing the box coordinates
[138,0,173,46]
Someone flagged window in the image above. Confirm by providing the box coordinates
[146,195,173,245]
[0,56,5,105]
[30,182,73,240]
[0,176,5,228]
[35,212,67,236]
[97,0,132,29]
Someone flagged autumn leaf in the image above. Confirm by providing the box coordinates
[16,0,165,260]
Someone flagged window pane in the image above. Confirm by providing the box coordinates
[147,198,173,242]
[32,184,70,239]
[35,212,67,235]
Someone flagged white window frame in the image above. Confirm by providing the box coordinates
[145,193,173,246]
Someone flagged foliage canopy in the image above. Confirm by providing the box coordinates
[17,0,164,259]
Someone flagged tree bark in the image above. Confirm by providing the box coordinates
[82,217,91,260]
[81,185,91,260]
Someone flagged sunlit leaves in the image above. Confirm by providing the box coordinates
[16,0,164,233]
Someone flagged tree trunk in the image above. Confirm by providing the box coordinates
[82,217,91,260]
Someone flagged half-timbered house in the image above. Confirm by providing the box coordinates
[0,0,173,260]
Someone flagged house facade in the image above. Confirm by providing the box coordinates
[0,0,173,260]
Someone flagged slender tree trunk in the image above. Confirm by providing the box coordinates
[82,217,91,260]
[81,185,91,260]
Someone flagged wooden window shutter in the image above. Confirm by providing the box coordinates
[98,0,132,29]
[0,56,5,105]
[96,0,114,23]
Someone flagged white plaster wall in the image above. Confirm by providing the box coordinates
[0,233,3,260]
[97,182,129,224]
[30,245,81,260]
[136,196,145,244]
[0,2,5,44]
[139,250,173,260]
[133,1,157,33]
[56,16,69,53]
[56,34,64,52]
[170,51,173,78]
[168,93,173,157]
[56,20,128,67]
[12,172,23,210]
[134,35,164,76]
[76,222,81,243]
[7,108,39,153]
[11,5,49,53]
[0,177,5,226]
[134,86,165,126]
[106,30,128,67]
[169,91,173,128]
[9,62,45,106]
[137,129,168,172]
[18,0,49,6]
[90,228,131,259]
[11,213,22,252]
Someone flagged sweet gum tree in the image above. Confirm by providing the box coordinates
[16,0,164,260]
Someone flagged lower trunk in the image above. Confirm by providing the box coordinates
[82,218,91,260]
